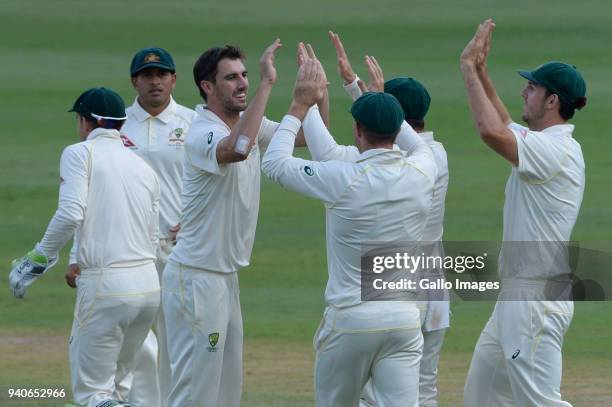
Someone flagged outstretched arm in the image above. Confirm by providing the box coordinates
[460,19,517,165]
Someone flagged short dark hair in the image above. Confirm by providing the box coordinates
[545,89,575,121]
[407,118,425,132]
[193,45,245,101]
[358,123,399,144]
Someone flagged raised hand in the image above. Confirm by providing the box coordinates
[364,55,384,92]
[294,59,327,107]
[461,19,495,69]
[260,38,283,85]
[329,31,356,84]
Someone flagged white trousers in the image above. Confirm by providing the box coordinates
[162,261,243,407]
[126,239,174,407]
[315,302,423,407]
[463,301,574,407]
[69,263,160,407]
[359,327,446,407]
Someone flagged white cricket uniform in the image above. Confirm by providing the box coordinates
[262,111,437,407]
[37,128,161,407]
[464,122,584,407]
[163,105,278,407]
[341,79,451,406]
[118,97,196,407]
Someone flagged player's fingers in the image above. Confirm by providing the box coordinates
[306,43,317,60]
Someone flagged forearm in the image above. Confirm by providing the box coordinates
[462,64,509,138]
[477,66,511,125]
[303,105,358,162]
[261,114,301,182]
[218,83,274,162]
[38,204,82,258]
[394,121,423,156]
[343,76,363,101]
[317,88,330,128]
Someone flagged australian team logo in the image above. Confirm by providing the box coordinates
[144,53,160,63]
[207,332,220,352]
[168,128,185,147]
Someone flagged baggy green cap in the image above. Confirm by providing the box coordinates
[130,47,176,76]
[350,92,405,134]
[518,61,587,109]
[384,77,431,121]
[69,87,127,120]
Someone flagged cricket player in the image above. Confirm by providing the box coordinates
[161,39,320,407]
[65,47,196,407]
[326,31,451,407]
[262,56,438,406]
[9,87,161,407]
[460,20,587,406]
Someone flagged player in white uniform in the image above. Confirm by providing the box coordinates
[162,40,319,407]
[65,48,196,407]
[9,87,161,407]
[327,32,451,406]
[460,20,587,406]
[262,57,437,407]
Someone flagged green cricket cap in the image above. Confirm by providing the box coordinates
[130,47,176,76]
[384,77,431,121]
[518,61,587,109]
[350,92,405,134]
[69,87,127,120]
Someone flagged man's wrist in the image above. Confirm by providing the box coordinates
[288,100,310,121]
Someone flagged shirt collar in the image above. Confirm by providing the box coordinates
[195,104,232,131]
[131,96,177,124]
[86,127,121,141]
[356,145,402,163]
[541,123,575,138]
[418,131,435,142]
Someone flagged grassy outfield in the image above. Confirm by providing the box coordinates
[1,0,611,405]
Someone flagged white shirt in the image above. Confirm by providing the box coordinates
[302,107,449,327]
[170,105,278,272]
[499,122,585,280]
[121,97,196,238]
[262,112,437,308]
[38,128,160,269]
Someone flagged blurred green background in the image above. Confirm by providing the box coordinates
[1,0,611,405]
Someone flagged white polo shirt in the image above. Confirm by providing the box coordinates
[121,97,196,238]
[170,105,278,272]
[499,122,585,280]
[263,113,437,308]
[38,128,160,269]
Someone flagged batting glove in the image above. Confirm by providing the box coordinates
[9,244,58,299]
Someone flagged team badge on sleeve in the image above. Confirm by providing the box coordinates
[120,134,137,148]
[207,131,214,144]
[304,166,314,176]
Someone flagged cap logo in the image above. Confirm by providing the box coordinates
[143,53,160,63]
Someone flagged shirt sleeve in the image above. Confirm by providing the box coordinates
[303,106,360,162]
[38,144,90,259]
[343,76,363,101]
[508,122,566,182]
[394,121,422,156]
[405,134,438,185]
[184,123,229,176]
[262,115,357,206]
[149,177,161,253]
[256,116,280,154]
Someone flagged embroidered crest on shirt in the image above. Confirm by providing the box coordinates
[168,128,185,147]
[120,134,137,148]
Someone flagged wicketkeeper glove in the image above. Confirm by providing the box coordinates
[9,244,58,299]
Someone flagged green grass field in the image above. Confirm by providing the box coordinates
[1,0,611,405]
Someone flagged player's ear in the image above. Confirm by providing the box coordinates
[130,76,138,88]
[545,92,560,111]
[200,80,213,98]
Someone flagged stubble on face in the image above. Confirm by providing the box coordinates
[212,58,249,115]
